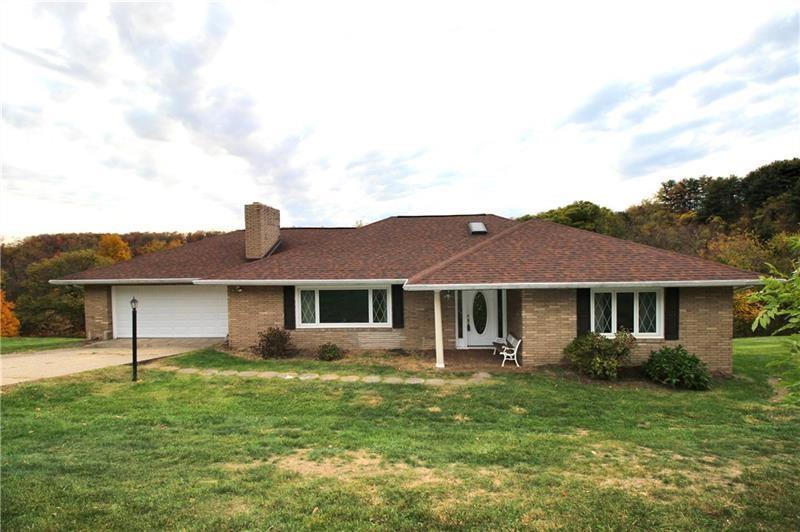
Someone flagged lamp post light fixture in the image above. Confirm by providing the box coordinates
[130,297,138,382]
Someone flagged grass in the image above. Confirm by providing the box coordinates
[171,349,471,377]
[0,336,86,354]
[2,337,799,530]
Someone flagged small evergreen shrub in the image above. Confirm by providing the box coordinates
[644,345,711,390]
[563,331,635,380]
[254,327,296,359]
[317,342,343,361]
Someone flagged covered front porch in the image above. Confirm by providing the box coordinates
[431,288,523,369]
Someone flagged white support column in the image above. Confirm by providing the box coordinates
[434,289,445,369]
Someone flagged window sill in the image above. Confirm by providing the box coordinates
[297,323,392,330]
[597,333,664,340]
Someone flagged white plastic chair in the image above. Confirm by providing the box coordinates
[500,334,522,367]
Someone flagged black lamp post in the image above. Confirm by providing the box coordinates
[130,297,138,382]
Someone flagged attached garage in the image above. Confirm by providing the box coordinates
[112,285,228,338]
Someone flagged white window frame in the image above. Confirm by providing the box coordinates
[590,288,664,339]
[295,285,392,329]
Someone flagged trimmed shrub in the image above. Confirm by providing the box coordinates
[563,331,635,380]
[254,327,296,359]
[317,342,343,361]
[644,345,711,390]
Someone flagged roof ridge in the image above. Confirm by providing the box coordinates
[281,226,355,230]
[527,218,759,276]
[407,219,533,284]
[360,213,512,228]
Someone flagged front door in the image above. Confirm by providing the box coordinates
[463,290,498,346]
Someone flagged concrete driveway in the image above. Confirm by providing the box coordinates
[1,338,222,387]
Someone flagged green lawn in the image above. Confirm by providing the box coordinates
[2,338,798,530]
[0,336,87,354]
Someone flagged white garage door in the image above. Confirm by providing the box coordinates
[112,285,228,338]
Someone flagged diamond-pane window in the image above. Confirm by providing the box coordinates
[594,292,612,333]
[372,289,388,323]
[300,290,316,324]
[638,291,657,333]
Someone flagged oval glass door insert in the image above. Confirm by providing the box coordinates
[472,292,487,334]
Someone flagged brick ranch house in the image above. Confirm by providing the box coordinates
[52,202,760,374]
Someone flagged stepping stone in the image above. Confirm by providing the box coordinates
[340,375,361,382]
[383,377,404,384]
[320,374,340,381]
[472,372,492,380]
[425,378,445,386]
[278,372,297,380]
[239,371,259,377]
[220,370,238,376]
[448,379,469,386]
[362,375,381,383]
[257,371,278,378]
[177,368,199,374]
[202,369,220,375]
[405,377,425,385]
[299,373,320,380]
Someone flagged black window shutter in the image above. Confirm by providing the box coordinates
[283,286,296,330]
[664,287,680,340]
[391,285,404,328]
[576,288,591,336]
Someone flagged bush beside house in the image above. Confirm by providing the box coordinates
[563,331,636,380]
[644,346,712,390]
[254,327,296,359]
[317,343,343,361]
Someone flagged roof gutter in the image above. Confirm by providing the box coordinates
[193,278,407,286]
[49,278,200,286]
[402,279,762,290]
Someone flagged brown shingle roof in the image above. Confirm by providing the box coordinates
[55,214,759,286]
[60,230,248,281]
[406,218,759,287]
[204,214,517,281]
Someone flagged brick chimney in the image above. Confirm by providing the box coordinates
[244,202,280,259]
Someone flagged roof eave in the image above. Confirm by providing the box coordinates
[403,279,763,290]
[193,278,407,286]
[49,278,200,285]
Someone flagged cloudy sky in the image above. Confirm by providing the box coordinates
[1,1,798,240]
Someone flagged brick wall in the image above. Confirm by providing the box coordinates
[84,285,113,340]
[514,287,733,374]
[227,287,456,352]
[519,289,576,366]
[244,203,280,259]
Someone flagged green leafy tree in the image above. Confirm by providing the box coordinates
[698,176,742,223]
[15,250,113,336]
[750,236,800,402]
[522,201,626,236]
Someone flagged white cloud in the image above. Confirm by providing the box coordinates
[1,0,797,240]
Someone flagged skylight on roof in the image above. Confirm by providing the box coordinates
[468,222,487,234]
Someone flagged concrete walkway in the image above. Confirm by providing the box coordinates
[156,364,493,387]
[1,338,222,387]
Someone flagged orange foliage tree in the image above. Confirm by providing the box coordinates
[97,234,132,263]
[1,290,21,337]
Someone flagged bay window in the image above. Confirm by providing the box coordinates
[297,287,391,328]
[591,288,662,338]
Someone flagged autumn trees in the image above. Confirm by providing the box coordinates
[1,231,220,336]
